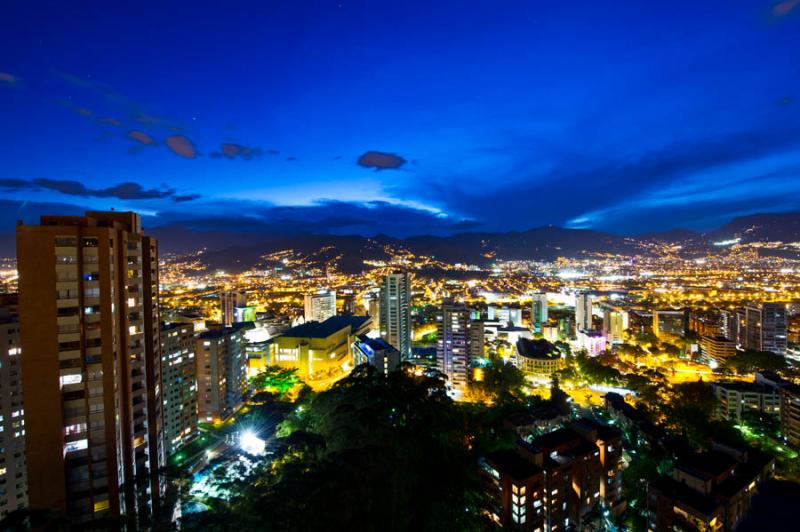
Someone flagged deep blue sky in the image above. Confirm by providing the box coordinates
[2,0,800,244]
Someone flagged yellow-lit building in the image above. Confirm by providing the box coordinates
[270,315,372,380]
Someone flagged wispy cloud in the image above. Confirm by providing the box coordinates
[0,178,199,202]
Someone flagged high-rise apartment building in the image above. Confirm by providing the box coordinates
[487,305,523,327]
[653,309,687,338]
[160,323,198,455]
[379,272,411,359]
[304,290,337,323]
[744,303,787,355]
[602,307,629,345]
[436,302,471,391]
[0,309,27,518]
[220,290,247,327]
[17,211,164,522]
[575,293,592,332]
[530,293,548,334]
[195,325,248,422]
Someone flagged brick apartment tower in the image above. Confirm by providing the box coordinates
[16,211,164,522]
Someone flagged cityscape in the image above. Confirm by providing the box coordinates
[3,1,800,531]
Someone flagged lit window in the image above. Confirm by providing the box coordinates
[63,439,88,455]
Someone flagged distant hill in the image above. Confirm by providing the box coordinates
[4,211,800,270]
[705,212,800,243]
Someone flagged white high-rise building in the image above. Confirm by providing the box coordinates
[575,293,593,332]
[304,290,337,323]
[436,302,471,391]
[379,272,411,358]
[744,303,787,355]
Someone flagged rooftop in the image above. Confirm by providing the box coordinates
[486,449,542,481]
[282,315,371,339]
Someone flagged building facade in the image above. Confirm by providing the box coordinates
[436,302,471,391]
[17,211,164,522]
[220,290,247,327]
[303,290,337,323]
[575,293,593,332]
[352,335,401,374]
[160,323,198,455]
[744,303,787,355]
[653,309,687,338]
[0,311,27,518]
[196,325,248,422]
[530,293,548,334]
[700,335,736,367]
[379,272,411,358]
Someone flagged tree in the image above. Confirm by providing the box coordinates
[250,366,301,397]
[184,365,490,531]
[721,350,788,375]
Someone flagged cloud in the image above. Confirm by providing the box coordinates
[210,143,263,160]
[0,72,21,87]
[98,117,123,127]
[0,178,199,202]
[127,130,157,145]
[165,135,198,158]
[357,150,407,170]
[772,0,799,16]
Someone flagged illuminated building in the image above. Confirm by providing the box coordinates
[602,306,628,345]
[530,292,548,334]
[468,319,486,363]
[366,294,380,331]
[744,303,787,355]
[379,272,411,358]
[515,337,564,379]
[196,325,248,422]
[16,211,164,521]
[220,290,247,327]
[304,289,336,323]
[648,449,773,532]
[571,419,625,515]
[699,335,736,367]
[487,305,523,327]
[779,384,800,446]
[711,382,780,422]
[480,449,545,530]
[436,302,471,391]
[517,427,610,530]
[270,316,372,380]
[652,309,688,338]
[575,293,592,332]
[160,323,198,454]
[720,310,738,342]
[352,335,400,374]
[0,308,27,517]
[576,329,606,356]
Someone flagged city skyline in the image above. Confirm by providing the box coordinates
[2,1,800,245]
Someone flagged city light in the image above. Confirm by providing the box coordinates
[238,430,266,456]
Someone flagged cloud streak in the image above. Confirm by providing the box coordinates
[0,178,199,202]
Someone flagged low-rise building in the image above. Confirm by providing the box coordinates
[270,315,372,380]
[576,329,606,356]
[352,335,401,374]
[647,448,774,531]
[700,335,736,368]
[712,381,781,423]
[515,338,564,379]
[779,383,800,446]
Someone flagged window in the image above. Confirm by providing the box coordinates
[60,374,83,387]
[63,439,88,455]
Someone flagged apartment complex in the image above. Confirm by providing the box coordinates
[16,211,164,522]
[195,325,248,422]
[160,323,198,454]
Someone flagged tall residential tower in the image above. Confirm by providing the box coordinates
[379,272,411,359]
[17,211,164,522]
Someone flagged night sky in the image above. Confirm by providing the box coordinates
[2,1,800,244]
